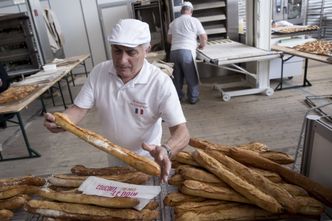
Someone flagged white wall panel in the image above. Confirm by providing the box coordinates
[81,0,106,66]
[49,0,92,73]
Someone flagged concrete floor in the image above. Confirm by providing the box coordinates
[0,60,331,178]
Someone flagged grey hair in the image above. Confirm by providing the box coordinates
[181,6,193,13]
[141,43,151,49]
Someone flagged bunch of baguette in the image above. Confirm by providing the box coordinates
[0,176,45,220]
[165,138,332,221]
[22,165,159,221]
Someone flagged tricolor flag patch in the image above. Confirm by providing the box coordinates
[135,108,144,115]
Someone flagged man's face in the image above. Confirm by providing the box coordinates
[111,44,146,83]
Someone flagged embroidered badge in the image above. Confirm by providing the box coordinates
[131,100,147,115]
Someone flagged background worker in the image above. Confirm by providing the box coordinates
[167,1,207,104]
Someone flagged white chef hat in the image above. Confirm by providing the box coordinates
[108,19,151,48]
[182,1,193,9]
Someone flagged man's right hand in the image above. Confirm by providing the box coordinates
[44,112,65,133]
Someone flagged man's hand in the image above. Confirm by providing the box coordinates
[43,112,65,133]
[142,143,171,183]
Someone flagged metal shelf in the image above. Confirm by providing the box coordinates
[197,14,226,23]
[194,1,226,10]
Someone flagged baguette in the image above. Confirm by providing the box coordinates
[189,138,231,153]
[229,148,332,206]
[164,192,205,207]
[168,174,184,187]
[236,142,268,152]
[179,166,225,184]
[0,176,45,187]
[259,151,294,164]
[71,165,135,176]
[0,209,13,221]
[173,151,200,166]
[35,188,139,208]
[0,195,28,210]
[205,149,297,213]
[53,112,160,176]
[175,203,289,221]
[295,196,324,216]
[0,186,28,199]
[249,167,282,183]
[180,180,251,204]
[174,200,236,214]
[192,150,283,213]
[25,200,159,220]
[277,183,308,197]
[48,172,150,187]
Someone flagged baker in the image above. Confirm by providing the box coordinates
[44,19,190,182]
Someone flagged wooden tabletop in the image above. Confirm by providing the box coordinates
[271,45,332,64]
[0,54,90,114]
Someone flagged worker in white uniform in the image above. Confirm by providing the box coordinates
[44,19,190,183]
[167,1,207,104]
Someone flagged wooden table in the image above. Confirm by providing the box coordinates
[0,54,90,161]
[271,45,332,90]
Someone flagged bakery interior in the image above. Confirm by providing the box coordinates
[0,0,332,220]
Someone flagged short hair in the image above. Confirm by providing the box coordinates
[181,6,193,14]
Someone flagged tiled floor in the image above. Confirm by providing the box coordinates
[0,60,331,178]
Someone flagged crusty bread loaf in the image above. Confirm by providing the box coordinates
[35,188,139,208]
[48,172,150,187]
[53,112,160,176]
[249,167,283,183]
[236,142,268,152]
[168,174,184,187]
[259,151,294,164]
[278,183,308,197]
[164,192,205,207]
[71,165,135,176]
[180,180,251,204]
[189,138,232,153]
[179,166,225,184]
[205,149,297,213]
[0,195,28,210]
[229,148,332,207]
[174,202,289,221]
[0,176,45,187]
[192,150,283,213]
[295,196,324,216]
[173,151,200,166]
[25,200,159,220]
[0,209,13,221]
[0,185,40,199]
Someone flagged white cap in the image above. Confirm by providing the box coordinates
[182,1,193,9]
[108,19,151,48]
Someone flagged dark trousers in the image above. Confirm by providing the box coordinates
[170,49,199,102]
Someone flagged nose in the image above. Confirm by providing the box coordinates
[118,51,130,64]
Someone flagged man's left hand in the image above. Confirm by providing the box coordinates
[142,143,171,183]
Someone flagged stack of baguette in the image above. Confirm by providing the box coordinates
[23,165,160,220]
[165,138,332,221]
[0,176,45,221]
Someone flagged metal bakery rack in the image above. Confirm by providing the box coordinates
[197,39,281,101]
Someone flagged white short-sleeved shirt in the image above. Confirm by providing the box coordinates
[74,60,186,165]
[168,14,206,52]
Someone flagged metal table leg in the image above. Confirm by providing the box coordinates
[65,75,74,104]
[275,55,311,90]
[57,81,67,109]
[302,58,312,87]
[81,60,88,77]
[0,112,41,161]
[70,71,76,86]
